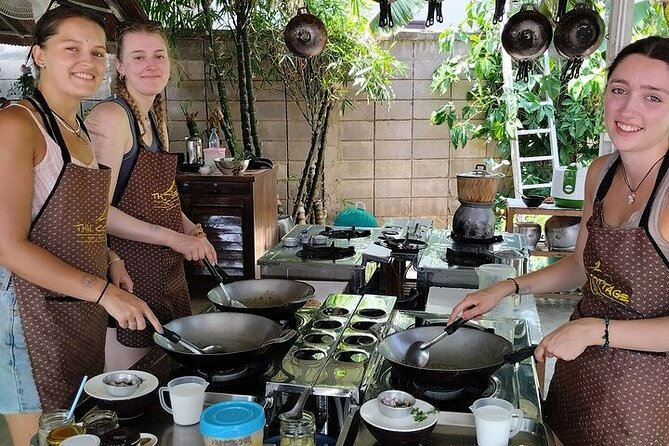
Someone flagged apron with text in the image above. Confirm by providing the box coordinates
[545,155,669,446]
[109,146,190,347]
[12,92,110,410]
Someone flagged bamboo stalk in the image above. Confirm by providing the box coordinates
[242,26,262,157]
[304,101,332,221]
[235,2,253,155]
[200,0,239,156]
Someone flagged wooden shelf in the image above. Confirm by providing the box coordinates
[529,242,574,258]
[505,198,583,233]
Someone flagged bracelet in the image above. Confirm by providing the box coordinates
[96,280,110,305]
[507,277,520,295]
[108,258,124,268]
[602,315,610,351]
[189,223,206,238]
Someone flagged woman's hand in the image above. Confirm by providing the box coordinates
[448,280,515,324]
[98,283,162,333]
[108,258,133,293]
[168,231,217,263]
[534,317,602,363]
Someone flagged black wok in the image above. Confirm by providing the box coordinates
[554,2,604,80]
[204,259,316,321]
[152,313,297,369]
[501,4,552,82]
[377,325,535,387]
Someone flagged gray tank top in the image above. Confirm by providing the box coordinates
[109,95,161,206]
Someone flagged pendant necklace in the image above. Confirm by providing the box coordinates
[51,110,86,142]
[620,155,665,204]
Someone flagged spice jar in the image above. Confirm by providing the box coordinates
[39,410,75,446]
[100,427,140,446]
[279,411,315,446]
[82,410,119,437]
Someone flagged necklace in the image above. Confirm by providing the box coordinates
[51,110,84,140]
[620,155,665,204]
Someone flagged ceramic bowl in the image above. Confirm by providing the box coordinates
[360,398,438,446]
[85,371,158,419]
[101,372,141,397]
[283,237,299,247]
[377,390,416,418]
[214,157,250,176]
[521,195,545,207]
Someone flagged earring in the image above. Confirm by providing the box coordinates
[119,74,125,81]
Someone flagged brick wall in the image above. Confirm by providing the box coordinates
[162,32,498,227]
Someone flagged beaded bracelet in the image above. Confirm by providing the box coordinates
[507,277,520,294]
[189,223,206,238]
[602,315,610,351]
[96,280,110,305]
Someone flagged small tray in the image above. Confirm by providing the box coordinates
[337,410,556,446]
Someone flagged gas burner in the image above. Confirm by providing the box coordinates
[375,238,426,254]
[444,247,495,267]
[320,226,371,239]
[384,367,500,411]
[450,232,503,245]
[297,243,355,261]
[194,357,272,384]
[199,366,249,382]
[383,225,403,231]
[380,229,400,236]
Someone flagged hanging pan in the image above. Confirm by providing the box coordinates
[554,2,605,81]
[375,0,396,28]
[284,8,328,58]
[501,4,553,82]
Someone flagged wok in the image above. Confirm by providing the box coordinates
[554,2,604,80]
[377,325,535,387]
[501,4,553,82]
[152,313,297,369]
[284,8,327,58]
[205,259,315,321]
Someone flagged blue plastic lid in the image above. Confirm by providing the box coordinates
[200,401,265,439]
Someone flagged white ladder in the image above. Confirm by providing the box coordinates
[502,42,560,198]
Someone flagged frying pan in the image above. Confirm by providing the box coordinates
[501,4,553,82]
[377,325,536,387]
[554,2,605,80]
[284,8,328,58]
[152,313,297,369]
[204,259,315,321]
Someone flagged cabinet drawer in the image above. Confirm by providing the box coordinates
[177,179,251,196]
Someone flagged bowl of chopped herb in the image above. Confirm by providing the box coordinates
[377,390,416,418]
[360,398,438,445]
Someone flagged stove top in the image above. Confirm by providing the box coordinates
[320,226,371,239]
[297,243,356,261]
[359,310,542,419]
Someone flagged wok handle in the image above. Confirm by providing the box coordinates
[159,328,204,355]
[203,258,234,284]
[445,317,467,335]
[262,329,298,348]
[503,345,537,364]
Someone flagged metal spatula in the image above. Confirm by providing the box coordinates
[404,317,467,368]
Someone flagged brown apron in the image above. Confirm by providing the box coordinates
[545,154,669,446]
[12,91,110,410]
[109,144,190,348]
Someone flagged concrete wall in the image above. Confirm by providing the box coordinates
[164,32,497,227]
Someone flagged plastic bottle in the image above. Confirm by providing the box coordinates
[208,128,220,149]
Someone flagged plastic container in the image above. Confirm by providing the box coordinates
[61,435,101,446]
[200,401,265,446]
[333,202,378,228]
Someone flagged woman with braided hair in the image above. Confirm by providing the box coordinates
[86,21,216,370]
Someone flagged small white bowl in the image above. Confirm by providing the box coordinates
[198,165,214,175]
[102,372,141,397]
[377,390,416,418]
[283,237,299,247]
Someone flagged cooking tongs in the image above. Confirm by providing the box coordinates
[203,257,234,285]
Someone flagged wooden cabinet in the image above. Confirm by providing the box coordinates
[177,168,278,288]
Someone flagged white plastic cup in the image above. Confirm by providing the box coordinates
[159,376,209,425]
[469,397,523,446]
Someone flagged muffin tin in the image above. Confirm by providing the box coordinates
[266,293,396,404]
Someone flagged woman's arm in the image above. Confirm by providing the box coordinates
[449,155,611,323]
[87,102,216,263]
[0,107,161,332]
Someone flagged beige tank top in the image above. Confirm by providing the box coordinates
[10,104,97,220]
[595,153,669,255]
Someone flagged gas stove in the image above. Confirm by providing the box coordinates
[320,226,372,239]
[417,229,527,290]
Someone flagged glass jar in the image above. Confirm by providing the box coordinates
[47,424,85,445]
[279,411,315,446]
[100,427,141,446]
[82,410,119,437]
[38,410,75,446]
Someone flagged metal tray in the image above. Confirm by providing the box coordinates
[337,409,556,446]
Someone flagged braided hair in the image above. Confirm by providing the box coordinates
[114,21,170,150]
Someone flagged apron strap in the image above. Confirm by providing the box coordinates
[27,90,72,164]
[639,150,669,228]
[595,156,620,202]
